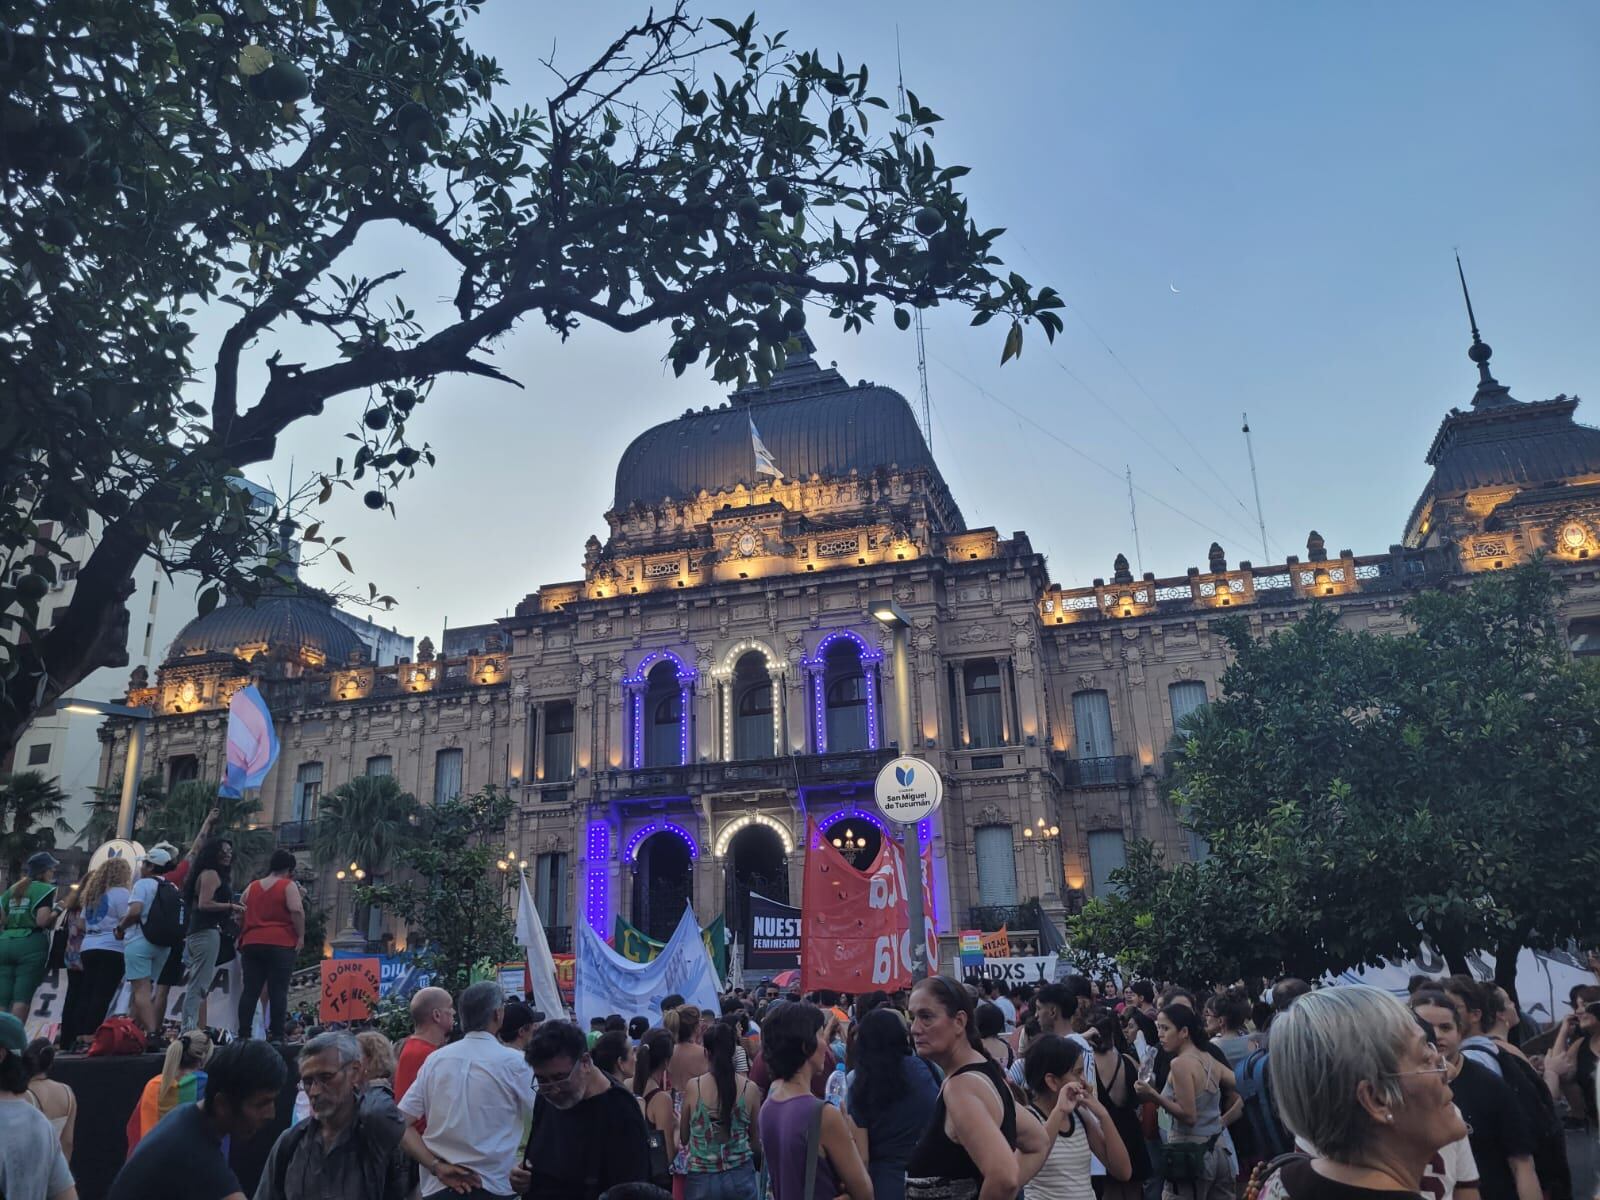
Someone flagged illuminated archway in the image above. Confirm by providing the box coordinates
[713,812,795,858]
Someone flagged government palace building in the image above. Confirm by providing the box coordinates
[95,323,1600,962]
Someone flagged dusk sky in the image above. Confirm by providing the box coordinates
[235,2,1598,642]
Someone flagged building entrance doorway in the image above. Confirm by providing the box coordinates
[631,831,693,941]
[724,823,789,956]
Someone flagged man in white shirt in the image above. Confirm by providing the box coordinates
[399,981,535,1199]
[992,980,1018,1030]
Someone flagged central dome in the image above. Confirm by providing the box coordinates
[165,586,368,667]
[611,344,947,513]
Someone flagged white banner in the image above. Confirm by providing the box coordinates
[574,905,719,1026]
[1328,945,1593,1027]
[515,875,569,1019]
[956,956,1062,986]
[24,957,250,1044]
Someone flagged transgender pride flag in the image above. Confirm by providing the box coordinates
[219,684,279,798]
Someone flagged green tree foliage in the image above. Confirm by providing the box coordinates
[297,896,329,969]
[0,771,72,881]
[77,775,165,848]
[0,1,1062,757]
[1069,564,1600,993]
[312,773,421,874]
[139,780,274,879]
[360,785,516,996]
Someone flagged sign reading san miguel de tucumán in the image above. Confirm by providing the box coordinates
[744,891,802,971]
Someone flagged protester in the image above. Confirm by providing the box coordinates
[1440,980,1506,1080]
[126,1029,213,1156]
[676,1018,763,1200]
[116,846,180,1039]
[1023,1033,1133,1200]
[182,837,244,1035]
[394,986,455,1102]
[397,981,532,1197]
[1408,991,1538,1200]
[110,1038,288,1200]
[0,1013,76,1200]
[976,1001,1016,1069]
[669,1004,710,1092]
[629,1016,651,1043]
[236,849,304,1042]
[24,1038,76,1158]
[255,1030,408,1200]
[514,1019,654,1200]
[1542,987,1599,1200]
[906,974,1047,1200]
[153,810,220,1022]
[357,1030,397,1096]
[751,1000,839,1100]
[498,1001,537,1052]
[758,1001,872,1200]
[1204,990,1256,1070]
[0,851,61,1020]
[1257,985,1467,1200]
[636,1026,680,1172]
[593,1029,637,1089]
[1086,1007,1153,1200]
[1134,1004,1238,1200]
[1015,979,1098,1093]
[845,1005,940,1200]
[59,857,132,1049]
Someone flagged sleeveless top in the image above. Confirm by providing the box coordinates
[0,881,54,938]
[1162,1053,1222,1140]
[238,877,297,948]
[760,1093,839,1200]
[1095,1051,1151,1182]
[188,871,232,932]
[905,1058,1018,1200]
[684,1077,755,1172]
[1025,1103,1094,1200]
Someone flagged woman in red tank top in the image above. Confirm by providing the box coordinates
[236,849,304,1040]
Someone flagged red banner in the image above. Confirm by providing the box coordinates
[800,819,937,993]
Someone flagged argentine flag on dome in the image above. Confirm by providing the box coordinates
[750,414,783,480]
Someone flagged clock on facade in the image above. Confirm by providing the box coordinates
[737,530,759,557]
[1560,521,1588,551]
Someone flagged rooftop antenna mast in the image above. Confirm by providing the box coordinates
[1125,465,1144,576]
[1242,413,1270,562]
[896,29,933,451]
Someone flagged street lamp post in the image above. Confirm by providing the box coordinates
[870,595,929,982]
[62,697,154,841]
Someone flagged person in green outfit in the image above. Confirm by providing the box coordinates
[0,851,62,1019]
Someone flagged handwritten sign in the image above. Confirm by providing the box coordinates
[320,956,380,1023]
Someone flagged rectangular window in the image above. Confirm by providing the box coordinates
[293,762,323,823]
[26,743,50,765]
[963,660,1005,749]
[535,851,569,929]
[1088,830,1128,897]
[365,755,393,778]
[543,703,574,783]
[1168,680,1209,730]
[974,825,1019,907]
[1072,690,1116,783]
[433,748,464,804]
[168,755,199,787]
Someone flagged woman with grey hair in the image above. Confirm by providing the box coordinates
[1253,985,1468,1200]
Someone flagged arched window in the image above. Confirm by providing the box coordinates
[963,659,1005,748]
[824,640,872,752]
[732,652,774,760]
[644,660,684,767]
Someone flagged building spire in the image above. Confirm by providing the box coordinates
[1455,252,1514,408]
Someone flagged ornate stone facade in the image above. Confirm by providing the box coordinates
[98,332,1600,959]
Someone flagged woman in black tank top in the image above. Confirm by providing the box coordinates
[905,975,1044,1200]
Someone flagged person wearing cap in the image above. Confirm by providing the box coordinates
[0,1010,77,1200]
[116,846,179,1039]
[0,850,61,1020]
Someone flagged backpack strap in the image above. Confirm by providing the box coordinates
[1243,1151,1310,1200]
[273,1118,312,1198]
[802,1098,825,1200]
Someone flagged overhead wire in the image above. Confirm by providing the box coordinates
[927,352,1250,550]
[1014,238,1288,561]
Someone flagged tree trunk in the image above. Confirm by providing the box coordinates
[1434,928,1472,978]
[1493,935,1524,1006]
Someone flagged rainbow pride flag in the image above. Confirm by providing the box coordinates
[125,1069,207,1158]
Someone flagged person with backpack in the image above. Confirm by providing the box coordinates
[236,850,305,1042]
[115,847,183,1042]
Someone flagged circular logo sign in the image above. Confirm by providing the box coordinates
[874,756,944,826]
[88,839,146,873]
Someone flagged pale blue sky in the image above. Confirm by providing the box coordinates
[241,2,1598,639]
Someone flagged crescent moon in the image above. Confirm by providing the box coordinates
[1169,283,1181,294]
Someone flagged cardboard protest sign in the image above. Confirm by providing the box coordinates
[319,956,380,1023]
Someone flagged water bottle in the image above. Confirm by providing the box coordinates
[825,1062,848,1110]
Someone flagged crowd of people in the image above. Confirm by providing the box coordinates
[0,961,1591,1200]
[1,821,1596,1200]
